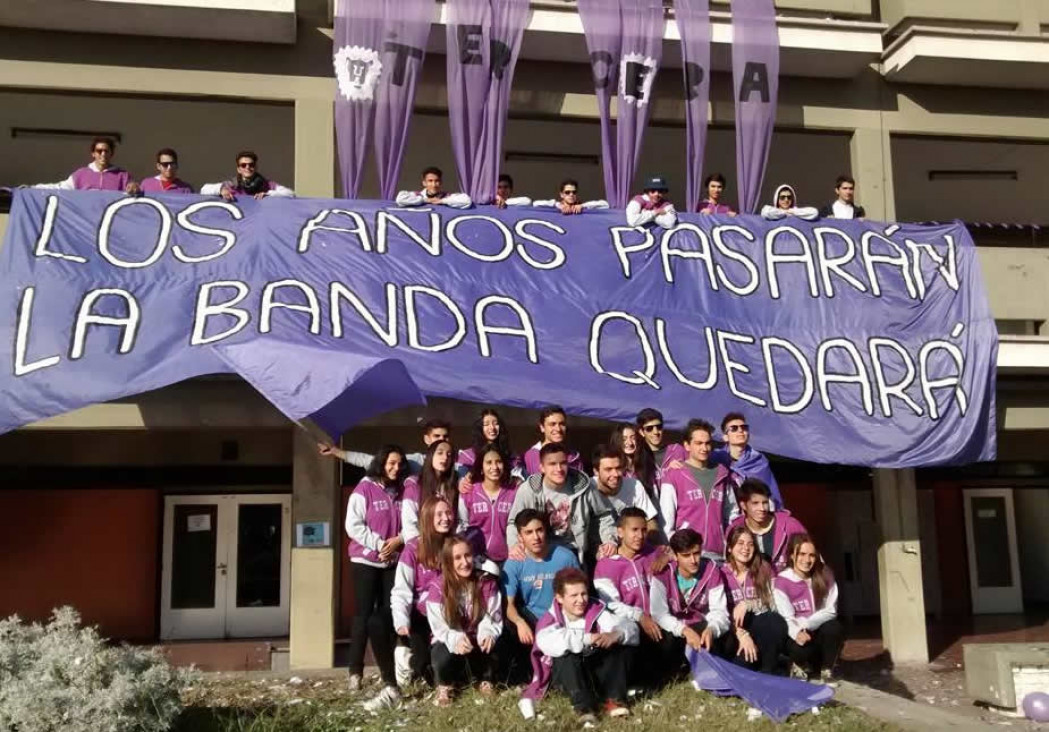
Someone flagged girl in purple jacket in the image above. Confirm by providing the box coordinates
[721,526,788,675]
[457,408,522,481]
[391,496,455,685]
[773,533,843,684]
[460,442,520,566]
[403,440,460,541]
[425,536,504,707]
[344,445,408,709]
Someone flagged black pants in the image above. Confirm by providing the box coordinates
[397,609,433,684]
[730,612,788,675]
[551,645,634,713]
[431,640,499,686]
[784,618,844,673]
[501,614,536,686]
[347,563,397,685]
[635,631,684,687]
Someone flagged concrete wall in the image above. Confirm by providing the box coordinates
[0,91,294,191]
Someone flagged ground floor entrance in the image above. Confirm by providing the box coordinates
[161,493,291,640]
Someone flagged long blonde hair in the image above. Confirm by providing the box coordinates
[417,496,453,570]
[785,533,831,608]
[439,537,483,631]
[724,525,774,608]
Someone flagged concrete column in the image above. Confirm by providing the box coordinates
[873,468,929,664]
[294,98,335,197]
[849,126,896,222]
[289,428,339,669]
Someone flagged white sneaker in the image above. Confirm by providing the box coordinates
[347,673,362,692]
[518,698,536,720]
[394,646,413,686]
[363,685,401,712]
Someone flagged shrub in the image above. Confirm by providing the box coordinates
[0,607,192,732]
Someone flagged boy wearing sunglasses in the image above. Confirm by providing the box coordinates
[711,412,784,509]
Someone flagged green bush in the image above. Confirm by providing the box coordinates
[0,607,192,732]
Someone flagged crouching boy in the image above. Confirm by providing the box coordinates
[535,568,639,723]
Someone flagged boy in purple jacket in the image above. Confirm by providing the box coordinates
[727,478,807,571]
[593,508,674,687]
[139,148,194,194]
[33,136,137,193]
[659,419,740,561]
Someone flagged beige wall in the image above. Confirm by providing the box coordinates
[0,91,294,190]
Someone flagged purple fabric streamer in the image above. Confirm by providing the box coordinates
[676,0,712,213]
[578,0,665,208]
[687,648,834,722]
[731,0,780,214]
[333,0,435,200]
[446,0,530,203]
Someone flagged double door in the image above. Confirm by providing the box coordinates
[161,494,291,639]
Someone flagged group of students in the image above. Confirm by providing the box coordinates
[32,138,867,227]
[325,405,844,722]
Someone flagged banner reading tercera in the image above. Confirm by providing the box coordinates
[0,190,997,467]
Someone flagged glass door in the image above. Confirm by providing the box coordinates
[161,497,228,639]
[225,496,291,637]
[963,488,1023,614]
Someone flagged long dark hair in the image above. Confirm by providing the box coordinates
[724,525,774,608]
[471,408,513,459]
[611,423,657,500]
[365,444,408,493]
[785,533,832,609]
[419,439,458,512]
[440,536,484,631]
[468,442,511,486]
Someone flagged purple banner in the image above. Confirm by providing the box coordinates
[0,190,998,468]
[446,0,530,203]
[731,0,779,214]
[677,0,712,213]
[578,0,665,208]
[333,0,434,199]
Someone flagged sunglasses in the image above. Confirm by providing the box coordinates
[561,189,578,196]
[726,424,749,433]
[641,423,663,433]
[158,161,177,168]
[778,194,793,200]
[237,161,256,169]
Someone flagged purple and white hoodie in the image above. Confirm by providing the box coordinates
[773,568,838,641]
[344,478,403,568]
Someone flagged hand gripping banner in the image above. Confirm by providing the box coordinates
[577,0,665,208]
[333,0,435,198]
[446,0,531,203]
[677,0,712,213]
[731,0,780,214]
[0,190,997,467]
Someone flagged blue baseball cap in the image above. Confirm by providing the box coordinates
[643,176,669,192]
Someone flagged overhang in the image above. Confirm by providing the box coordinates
[0,0,297,45]
[883,27,1049,89]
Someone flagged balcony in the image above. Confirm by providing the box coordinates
[0,0,297,44]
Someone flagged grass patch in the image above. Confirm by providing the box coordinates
[177,675,899,731]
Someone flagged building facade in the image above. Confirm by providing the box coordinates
[1,0,1049,670]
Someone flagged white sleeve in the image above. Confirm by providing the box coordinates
[200,182,225,196]
[390,560,415,630]
[760,205,786,221]
[626,200,656,227]
[654,204,678,228]
[597,607,639,646]
[582,200,610,210]
[724,486,740,525]
[633,483,658,521]
[477,588,504,642]
[426,598,468,653]
[505,196,532,207]
[659,482,678,536]
[650,578,685,637]
[793,206,820,221]
[774,587,804,640]
[396,190,425,207]
[705,585,731,638]
[531,199,558,209]
[594,577,642,623]
[345,493,384,552]
[266,183,295,198]
[401,498,420,542]
[457,496,471,531]
[536,623,575,658]
[33,176,76,190]
[440,192,473,209]
[342,450,374,469]
[803,582,838,632]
